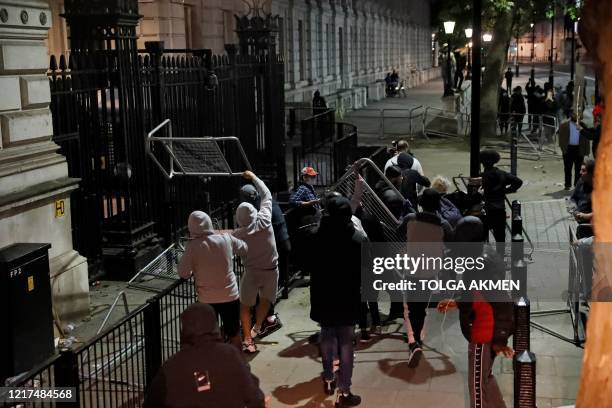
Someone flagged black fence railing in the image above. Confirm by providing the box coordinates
[2,279,196,408]
[300,109,336,153]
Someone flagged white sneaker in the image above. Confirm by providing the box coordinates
[250,326,262,340]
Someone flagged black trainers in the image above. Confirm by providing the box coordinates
[258,314,283,338]
[322,377,336,395]
[359,330,372,343]
[407,342,423,368]
[335,392,361,407]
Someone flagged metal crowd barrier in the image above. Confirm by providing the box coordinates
[422,106,471,139]
[342,106,425,140]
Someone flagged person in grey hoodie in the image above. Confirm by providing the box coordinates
[178,211,247,349]
[144,303,266,408]
[233,171,279,353]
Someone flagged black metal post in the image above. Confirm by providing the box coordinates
[470,0,482,177]
[570,21,576,81]
[444,41,454,96]
[549,15,555,86]
[514,351,537,408]
[54,349,80,408]
[531,24,535,80]
[466,43,472,80]
[515,33,520,77]
[513,297,531,354]
[144,297,162,390]
[511,131,518,176]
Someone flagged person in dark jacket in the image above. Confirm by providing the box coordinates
[559,113,590,189]
[498,88,511,135]
[580,114,602,157]
[239,184,286,337]
[569,159,594,225]
[510,86,526,136]
[306,196,364,407]
[437,217,514,408]
[144,303,266,408]
[312,90,328,115]
[504,67,513,92]
[397,189,453,365]
[480,150,523,255]
[397,152,431,206]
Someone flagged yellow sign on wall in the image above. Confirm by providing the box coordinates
[55,200,65,218]
[27,276,34,292]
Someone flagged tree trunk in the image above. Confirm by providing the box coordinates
[480,10,513,139]
[577,1,612,406]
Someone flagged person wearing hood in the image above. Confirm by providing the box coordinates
[306,196,365,407]
[178,211,247,348]
[144,303,266,408]
[239,184,287,337]
[437,217,514,408]
[397,152,431,207]
[232,171,279,354]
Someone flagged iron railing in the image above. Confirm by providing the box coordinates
[2,278,196,408]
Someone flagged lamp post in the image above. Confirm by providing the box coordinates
[470,0,482,178]
[530,23,535,80]
[549,12,555,87]
[483,33,492,71]
[465,28,473,80]
[444,21,456,96]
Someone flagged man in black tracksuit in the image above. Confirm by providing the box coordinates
[438,216,514,408]
[397,152,431,207]
[144,303,265,408]
[480,150,523,256]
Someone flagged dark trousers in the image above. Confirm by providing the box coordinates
[486,207,507,257]
[320,326,354,393]
[454,70,464,90]
[404,302,428,344]
[359,302,381,330]
[468,343,506,408]
[563,145,583,188]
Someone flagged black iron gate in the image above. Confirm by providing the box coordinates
[49,0,286,277]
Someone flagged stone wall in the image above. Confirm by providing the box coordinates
[273,0,438,108]
[46,0,437,110]
[0,0,89,324]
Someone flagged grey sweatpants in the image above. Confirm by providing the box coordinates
[468,343,506,408]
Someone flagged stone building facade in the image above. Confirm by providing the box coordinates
[0,0,89,324]
[46,0,437,110]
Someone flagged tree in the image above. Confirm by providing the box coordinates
[577,0,612,405]
[432,0,577,139]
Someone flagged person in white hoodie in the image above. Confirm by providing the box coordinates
[178,211,248,349]
[233,171,279,353]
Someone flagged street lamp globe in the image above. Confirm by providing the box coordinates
[530,23,534,28]
[444,21,456,35]
[465,28,473,39]
[483,33,493,42]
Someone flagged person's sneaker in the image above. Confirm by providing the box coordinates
[250,326,262,340]
[371,325,383,336]
[259,314,283,338]
[407,342,423,368]
[242,339,257,354]
[359,330,372,343]
[335,392,361,407]
[322,377,336,395]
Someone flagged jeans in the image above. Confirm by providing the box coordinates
[320,326,354,392]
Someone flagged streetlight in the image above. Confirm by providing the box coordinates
[482,33,492,73]
[443,21,456,96]
[465,28,473,80]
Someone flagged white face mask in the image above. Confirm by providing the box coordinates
[304,177,315,186]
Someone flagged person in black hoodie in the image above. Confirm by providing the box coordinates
[480,149,523,256]
[144,303,266,408]
[510,86,526,136]
[397,152,431,206]
[306,196,364,407]
[437,216,514,408]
